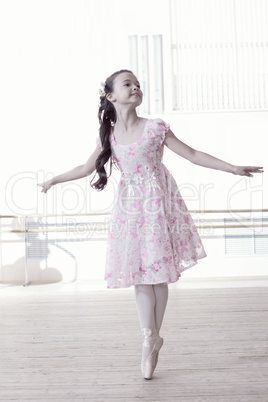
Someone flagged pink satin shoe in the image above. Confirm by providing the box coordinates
[141,328,164,380]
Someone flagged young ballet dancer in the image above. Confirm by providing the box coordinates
[38,69,263,380]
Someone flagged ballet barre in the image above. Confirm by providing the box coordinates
[1,209,267,287]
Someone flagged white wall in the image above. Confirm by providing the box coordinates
[0,1,267,283]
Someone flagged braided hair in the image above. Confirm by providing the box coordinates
[90,69,133,191]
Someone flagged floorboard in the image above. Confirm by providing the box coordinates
[0,283,268,401]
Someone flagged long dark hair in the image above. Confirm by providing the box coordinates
[90,69,133,191]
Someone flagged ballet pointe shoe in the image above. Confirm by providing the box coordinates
[140,328,164,380]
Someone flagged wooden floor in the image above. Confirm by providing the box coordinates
[0,282,268,401]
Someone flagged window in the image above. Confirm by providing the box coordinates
[169,0,268,112]
[128,35,164,114]
[224,217,268,255]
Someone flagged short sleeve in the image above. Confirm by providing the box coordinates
[96,136,102,150]
[154,118,170,144]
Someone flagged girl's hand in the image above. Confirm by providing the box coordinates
[233,166,264,177]
[37,180,53,194]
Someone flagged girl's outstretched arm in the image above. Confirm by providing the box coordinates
[37,146,102,193]
[164,129,264,177]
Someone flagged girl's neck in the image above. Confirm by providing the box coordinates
[114,109,140,133]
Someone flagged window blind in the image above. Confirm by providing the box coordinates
[170,0,268,111]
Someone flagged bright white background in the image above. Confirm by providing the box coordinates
[0,0,267,284]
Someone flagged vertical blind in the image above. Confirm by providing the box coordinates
[170,0,268,111]
[128,35,164,114]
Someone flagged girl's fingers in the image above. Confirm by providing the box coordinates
[249,166,263,172]
[235,166,264,177]
[244,167,264,176]
[37,183,48,193]
[244,166,263,172]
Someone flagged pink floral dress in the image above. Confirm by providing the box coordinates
[96,118,206,289]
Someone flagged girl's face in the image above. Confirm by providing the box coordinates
[107,72,143,107]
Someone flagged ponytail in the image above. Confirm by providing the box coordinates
[90,69,132,191]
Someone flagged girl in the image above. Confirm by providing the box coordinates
[38,69,263,380]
